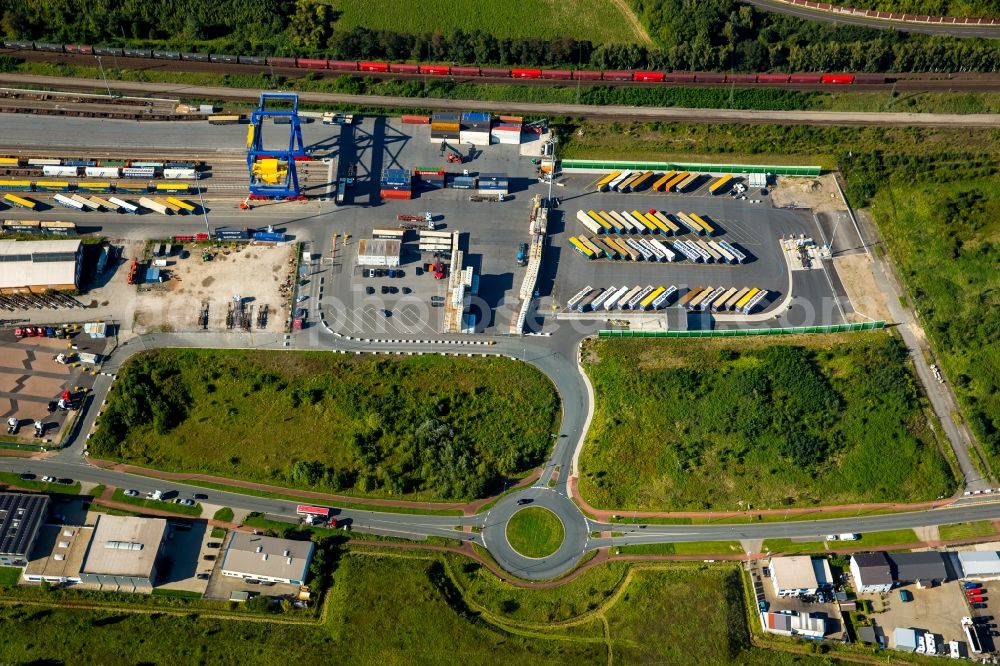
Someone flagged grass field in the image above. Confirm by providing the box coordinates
[579,332,955,511]
[328,0,646,43]
[870,178,1000,472]
[762,538,830,554]
[90,350,560,501]
[617,541,744,555]
[0,567,19,587]
[940,521,998,541]
[505,507,564,558]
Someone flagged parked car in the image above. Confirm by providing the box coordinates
[366,286,375,295]
[203,554,216,561]
[123,489,140,497]
[148,489,164,500]
[196,573,210,580]
[973,603,988,609]
[207,542,221,549]
[175,498,195,506]
[964,582,982,589]
[18,473,35,480]
[41,476,55,483]
[516,242,528,266]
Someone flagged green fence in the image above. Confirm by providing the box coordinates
[561,159,821,177]
[598,321,885,338]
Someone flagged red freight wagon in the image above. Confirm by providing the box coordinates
[420,65,451,75]
[451,66,481,76]
[327,60,358,71]
[821,73,855,84]
[391,63,419,73]
[66,44,94,55]
[359,61,390,72]
[854,73,886,84]
[574,70,603,81]
[480,67,510,77]
[696,72,726,83]
[790,73,822,83]
[757,73,791,83]
[540,70,573,80]
[268,57,297,68]
[634,71,665,82]
[511,68,542,78]
[297,58,328,69]
[603,70,633,81]
[663,73,697,82]
[727,74,757,83]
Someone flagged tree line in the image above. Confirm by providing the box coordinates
[1,0,998,73]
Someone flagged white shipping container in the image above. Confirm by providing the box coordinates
[108,197,138,213]
[492,131,521,145]
[85,166,120,178]
[138,196,170,215]
[163,168,197,180]
[122,167,156,178]
[53,193,84,210]
[459,131,491,146]
[42,165,79,177]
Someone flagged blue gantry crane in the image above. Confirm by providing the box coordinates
[246,92,307,199]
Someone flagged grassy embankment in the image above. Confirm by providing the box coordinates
[580,333,955,511]
[90,350,560,503]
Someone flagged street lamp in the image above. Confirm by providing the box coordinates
[95,56,112,97]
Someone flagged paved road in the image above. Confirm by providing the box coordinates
[744,0,1000,38]
[4,73,1000,128]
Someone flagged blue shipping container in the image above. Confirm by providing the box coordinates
[253,232,287,242]
[462,112,491,123]
[144,267,162,283]
[449,176,476,189]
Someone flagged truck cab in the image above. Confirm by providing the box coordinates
[516,242,528,267]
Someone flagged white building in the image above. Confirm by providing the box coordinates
[0,239,82,291]
[221,533,313,585]
[958,551,1000,580]
[850,552,893,593]
[761,611,826,639]
[769,556,832,596]
[79,515,167,589]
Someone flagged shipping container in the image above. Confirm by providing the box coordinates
[591,287,617,311]
[163,168,197,180]
[297,58,328,69]
[94,46,124,56]
[108,197,138,213]
[42,165,80,177]
[854,73,886,84]
[607,170,632,191]
[480,67,510,78]
[734,287,760,310]
[540,69,573,80]
[401,114,430,124]
[209,53,238,64]
[616,172,643,193]
[603,285,632,311]
[240,55,267,66]
[663,72,697,82]
[629,171,655,192]
[85,166,120,178]
[511,68,542,79]
[53,194,85,211]
[651,210,680,234]
[77,181,112,192]
[381,189,412,200]
[727,74,757,83]
[742,289,769,314]
[595,171,620,191]
[586,210,613,234]
[634,71,665,82]
[138,196,170,215]
[603,70,633,81]
[689,212,716,236]
[181,51,209,61]
[359,61,390,72]
[35,180,70,192]
[3,193,36,210]
[607,210,636,233]
[695,72,726,83]
[724,287,750,310]
[568,238,595,260]
[709,174,733,195]
[676,172,701,192]
[651,171,676,192]
[122,167,156,178]
[578,237,605,259]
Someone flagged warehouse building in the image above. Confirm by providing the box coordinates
[761,611,826,639]
[0,493,49,567]
[769,556,833,597]
[957,551,1000,580]
[221,533,313,585]
[0,239,82,292]
[22,524,93,584]
[890,551,951,587]
[79,515,166,589]
[850,552,894,593]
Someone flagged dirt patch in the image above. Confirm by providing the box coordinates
[833,254,892,322]
[132,243,295,334]
[770,173,845,213]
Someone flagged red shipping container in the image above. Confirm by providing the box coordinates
[511,68,542,79]
[634,71,665,82]
[196,233,209,241]
[328,60,358,71]
[381,189,413,200]
[574,70,603,81]
[451,66,481,76]
[480,67,510,77]
[391,63,420,73]
[401,114,430,124]
[821,73,855,84]
[602,70,633,81]
[499,115,523,123]
[359,61,389,72]
[790,73,822,83]
[540,70,573,80]
[297,58,328,69]
[757,73,791,83]
[695,72,726,83]
[663,73,697,82]
[727,74,757,83]
[269,57,297,68]
[420,65,451,75]
[854,73,886,84]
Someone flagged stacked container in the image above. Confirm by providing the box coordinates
[448,175,477,190]
[492,115,523,145]
[381,168,412,200]
[477,173,508,196]
[459,112,492,146]
[414,167,445,190]
[431,112,461,143]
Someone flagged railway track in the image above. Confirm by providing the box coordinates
[4,49,1000,94]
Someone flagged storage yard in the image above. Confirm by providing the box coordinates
[0,105,861,339]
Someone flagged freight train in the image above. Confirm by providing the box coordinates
[1,40,887,86]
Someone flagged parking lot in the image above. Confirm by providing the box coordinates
[202,530,300,602]
[859,582,983,651]
[752,560,847,640]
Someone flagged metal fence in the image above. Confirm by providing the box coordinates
[598,321,886,338]
[561,159,822,177]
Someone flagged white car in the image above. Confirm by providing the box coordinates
[41,476,56,483]
[123,489,140,497]
[825,535,838,541]
[147,490,164,501]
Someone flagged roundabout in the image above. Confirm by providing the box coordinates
[505,506,565,559]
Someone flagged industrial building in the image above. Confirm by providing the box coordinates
[956,551,1000,579]
[890,552,951,587]
[0,493,49,567]
[22,524,93,584]
[0,239,82,292]
[761,611,826,639]
[769,556,833,597]
[850,552,894,593]
[78,515,167,589]
[221,532,313,585]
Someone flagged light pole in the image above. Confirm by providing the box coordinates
[95,56,112,97]
[195,182,211,237]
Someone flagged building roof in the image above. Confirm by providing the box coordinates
[958,551,1000,576]
[221,533,313,581]
[79,515,166,578]
[858,626,878,645]
[890,551,949,583]
[357,239,401,258]
[0,492,48,557]
[0,239,80,289]
[23,524,93,579]
[853,552,893,585]
[763,611,826,636]
[894,627,919,650]
[770,556,820,590]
